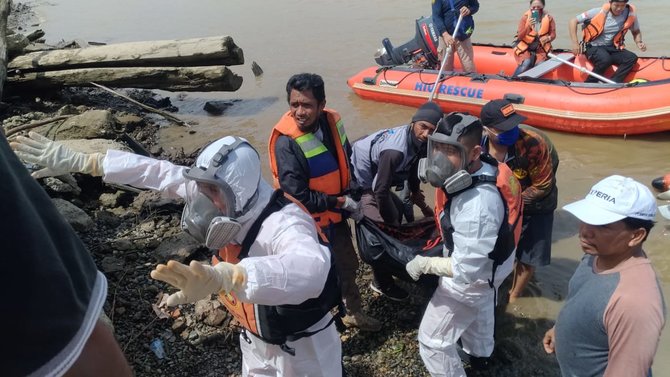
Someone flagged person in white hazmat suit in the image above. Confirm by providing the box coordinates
[11,132,344,376]
[404,114,517,376]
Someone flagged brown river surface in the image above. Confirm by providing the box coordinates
[35,0,670,375]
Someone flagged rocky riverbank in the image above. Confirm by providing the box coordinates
[3,88,561,377]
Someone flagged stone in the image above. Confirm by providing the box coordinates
[51,198,94,232]
[46,109,117,140]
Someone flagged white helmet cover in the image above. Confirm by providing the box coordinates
[181,136,262,248]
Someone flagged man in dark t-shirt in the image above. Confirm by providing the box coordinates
[1,133,131,376]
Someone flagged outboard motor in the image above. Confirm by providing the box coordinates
[374,16,440,67]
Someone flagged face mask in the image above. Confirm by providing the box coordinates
[420,151,459,188]
[495,126,520,146]
[181,192,242,250]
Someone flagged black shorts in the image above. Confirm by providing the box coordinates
[516,213,553,267]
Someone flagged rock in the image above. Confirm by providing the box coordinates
[171,317,187,333]
[115,113,144,131]
[45,109,117,140]
[153,232,202,262]
[131,190,181,212]
[100,256,124,273]
[139,219,156,233]
[111,238,134,251]
[251,61,263,77]
[43,175,81,194]
[203,100,238,115]
[51,198,94,232]
[99,191,124,208]
[95,209,122,227]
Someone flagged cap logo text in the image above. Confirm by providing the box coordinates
[590,189,616,204]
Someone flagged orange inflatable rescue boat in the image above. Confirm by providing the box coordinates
[348,17,670,136]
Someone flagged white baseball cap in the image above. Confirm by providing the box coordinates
[563,175,657,225]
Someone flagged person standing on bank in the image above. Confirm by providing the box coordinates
[349,101,441,301]
[432,0,479,73]
[569,0,646,83]
[543,175,665,376]
[405,113,522,376]
[12,133,345,376]
[268,73,381,332]
[512,0,557,77]
[480,99,557,303]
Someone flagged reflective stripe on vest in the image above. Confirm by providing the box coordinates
[268,109,350,227]
[514,11,553,56]
[582,3,636,49]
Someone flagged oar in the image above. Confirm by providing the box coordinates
[429,14,464,101]
[547,52,616,84]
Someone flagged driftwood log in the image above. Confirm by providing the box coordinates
[0,0,9,100]
[6,65,243,92]
[8,35,244,73]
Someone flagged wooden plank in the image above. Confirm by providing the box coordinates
[6,65,243,92]
[8,35,244,72]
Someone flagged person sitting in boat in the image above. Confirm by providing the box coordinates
[512,0,556,77]
[569,0,647,83]
[480,99,558,303]
[350,101,442,301]
[432,0,479,73]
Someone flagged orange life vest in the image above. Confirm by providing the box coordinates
[268,109,350,228]
[433,155,523,287]
[514,11,553,56]
[582,3,636,49]
[212,190,341,346]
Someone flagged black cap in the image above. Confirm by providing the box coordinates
[411,101,444,126]
[480,99,527,131]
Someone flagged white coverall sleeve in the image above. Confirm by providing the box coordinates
[235,204,331,306]
[449,184,504,287]
[102,149,190,199]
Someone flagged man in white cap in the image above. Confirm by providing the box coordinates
[543,175,665,377]
[11,133,344,376]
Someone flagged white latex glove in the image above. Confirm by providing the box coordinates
[405,255,453,281]
[10,131,104,178]
[341,195,364,221]
[150,260,247,306]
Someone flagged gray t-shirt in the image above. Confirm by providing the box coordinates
[576,7,640,47]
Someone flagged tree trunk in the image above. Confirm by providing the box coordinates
[0,0,10,101]
[5,66,243,92]
[8,35,244,73]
